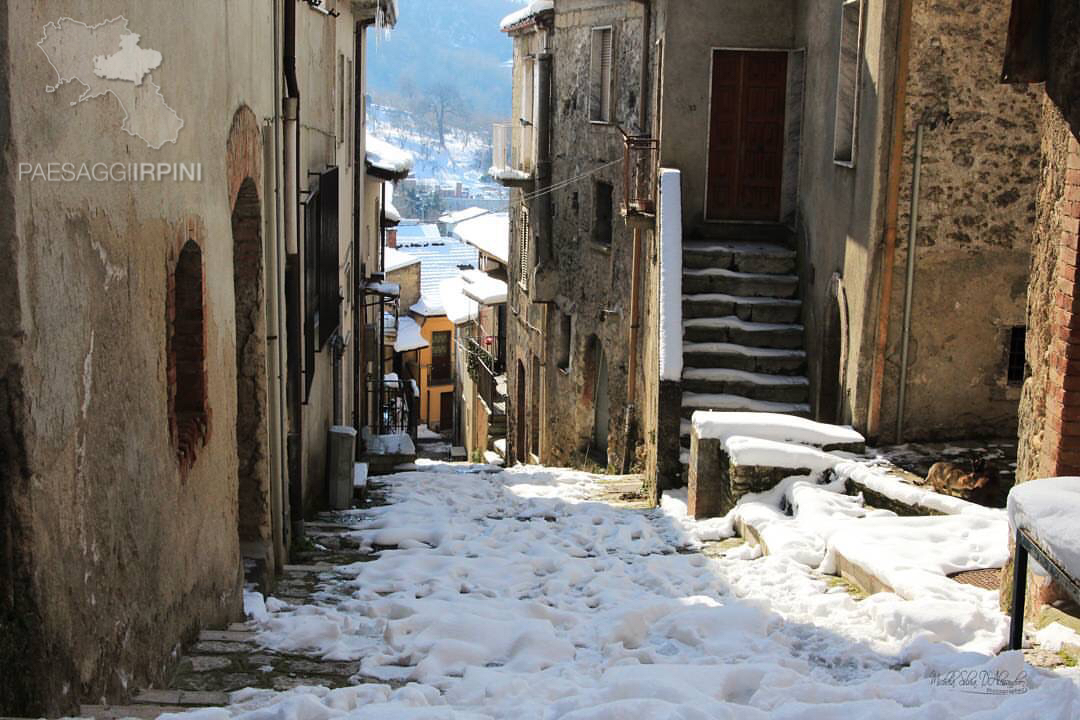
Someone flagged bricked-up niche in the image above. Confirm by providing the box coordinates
[168,238,209,472]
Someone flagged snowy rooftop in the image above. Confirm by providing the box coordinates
[397,223,441,241]
[453,212,509,265]
[500,0,554,31]
[410,295,444,317]
[385,246,420,273]
[396,236,479,298]
[460,269,508,306]
[439,277,480,326]
[439,206,489,225]
[393,315,428,353]
[366,133,414,177]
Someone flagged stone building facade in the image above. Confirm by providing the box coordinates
[0,0,395,714]
[500,0,648,470]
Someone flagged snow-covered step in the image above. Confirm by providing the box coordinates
[682,267,799,298]
[683,342,806,374]
[682,240,796,274]
[680,392,811,420]
[683,292,801,324]
[681,367,809,403]
[683,316,804,349]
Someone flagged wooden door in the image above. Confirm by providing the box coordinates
[439,391,454,433]
[706,50,788,221]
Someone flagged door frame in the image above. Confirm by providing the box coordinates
[703,47,805,225]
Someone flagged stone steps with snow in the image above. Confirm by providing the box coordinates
[682,240,797,275]
[679,392,811,421]
[682,342,806,374]
[683,316,804,349]
[682,293,801,323]
[681,367,810,403]
[682,267,799,298]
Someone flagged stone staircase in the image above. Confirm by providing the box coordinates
[679,225,810,471]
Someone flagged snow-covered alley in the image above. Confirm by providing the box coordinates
[170,461,1080,720]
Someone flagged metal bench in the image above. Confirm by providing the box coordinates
[1008,527,1080,649]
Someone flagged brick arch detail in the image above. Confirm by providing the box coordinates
[167,215,211,476]
[226,105,263,212]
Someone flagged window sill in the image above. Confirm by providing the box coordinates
[588,241,612,253]
[589,120,615,127]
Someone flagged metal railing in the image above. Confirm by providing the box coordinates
[466,337,506,412]
[623,134,659,216]
[368,377,417,438]
[491,121,534,179]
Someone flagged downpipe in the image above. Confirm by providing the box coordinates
[896,124,924,443]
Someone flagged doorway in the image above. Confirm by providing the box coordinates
[589,339,610,464]
[516,360,527,463]
[706,50,788,221]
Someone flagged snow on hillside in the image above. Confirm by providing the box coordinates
[369,104,502,198]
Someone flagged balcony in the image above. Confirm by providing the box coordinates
[490,121,535,188]
[623,134,659,225]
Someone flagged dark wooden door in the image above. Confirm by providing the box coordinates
[439,391,454,433]
[706,50,788,221]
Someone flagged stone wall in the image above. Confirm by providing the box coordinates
[874,0,1040,442]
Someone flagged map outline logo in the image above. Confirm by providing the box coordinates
[37,16,184,150]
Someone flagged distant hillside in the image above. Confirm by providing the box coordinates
[367,0,520,126]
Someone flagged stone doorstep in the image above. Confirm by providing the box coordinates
[80,705,191,719]
[843,477,947,517]
[131,689,230,707]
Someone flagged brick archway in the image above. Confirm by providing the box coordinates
[226,105,263,213]
[225,106,272,572]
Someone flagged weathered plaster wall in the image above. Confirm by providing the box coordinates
[1,1,360,713]
[795,0,897,434]
[656,0,795,230]
[876,0,1039,442]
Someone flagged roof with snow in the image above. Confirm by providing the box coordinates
[395,236,479,298]
[501,0,554,32]
[439,277,480,326]
[366,133,414,179]
[453,212,509,266]
[397,223,442,241]
[460,269,507,306]
[393,315,428,353]
[439,207,488,225]
[410,295,444,317]
[385,246,420,273]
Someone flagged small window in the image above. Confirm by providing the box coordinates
[833,0,862,165]
[557,313,572,371]
[1008,326,1026,385]
[589,27,614,123]
[518,206,531,290]
[303,168,342,398]
[521,57,536,125]
[593,181,613,246]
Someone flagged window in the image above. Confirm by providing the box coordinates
[557,312,572,371]
[169,239,209,470]
[518,206,531,290]
[431,330,452,383]
[589,27,614,123]
[530,357,541,456]
[833,0,862,165]
[303,168,342,397]
[337,53,345,146]
[593,181,613,246]
[1008,326,1027,385]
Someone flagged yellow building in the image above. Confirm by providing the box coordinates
[404,298,457,432]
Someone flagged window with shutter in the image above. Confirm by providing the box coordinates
[519,206,530,291]
[589,27,613,123]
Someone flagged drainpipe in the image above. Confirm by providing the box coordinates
[533,37,553,275]
[620,0,651,475]
[896,123,924,443]
[268,0,288,573]
[353,22,363,434]
[284,0,304,545]
[867,0,914,441]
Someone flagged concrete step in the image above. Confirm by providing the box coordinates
[683,316,804,349]
[679,392,811,421]
[682,267,799,298]
[682,241,796,275]
[682,342,806,374]
[681,367,809,403]
[683,293,801,324]
[688,222,792,245]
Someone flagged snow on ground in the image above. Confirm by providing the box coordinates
[163,461,1080,720]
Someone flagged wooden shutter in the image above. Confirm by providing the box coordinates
[590,28,613,122]
[519,206,530,290]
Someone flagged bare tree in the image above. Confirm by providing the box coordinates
[425,83,462,149]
